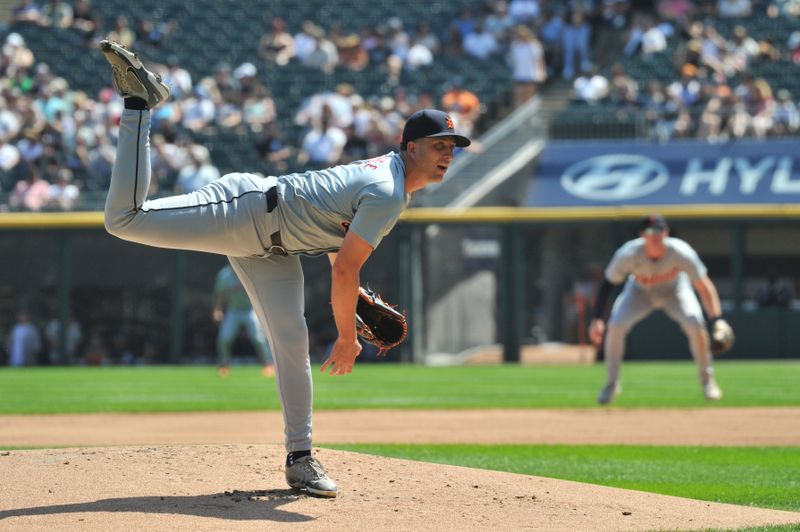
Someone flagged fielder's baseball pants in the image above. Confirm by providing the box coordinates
[106,109,313,452]
[603,277,713,386]
[217,308,274,367]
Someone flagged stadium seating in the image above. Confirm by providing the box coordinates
[550,1,800,140]
[6,0,512,182]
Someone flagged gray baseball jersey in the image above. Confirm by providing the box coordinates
[105,109,409,453]
[605,237,707,293]
[276,153,410,255]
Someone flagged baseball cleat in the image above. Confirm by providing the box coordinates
[285,455,338,498]
[261,364,275,378]
[703,378,723,401]
[597,382,621,405]
[217,365,230,378]
[99,40,170,108]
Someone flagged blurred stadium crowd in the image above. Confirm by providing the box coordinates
[0,0,795,216]
[1,0,542,212]
[569,0,800,142]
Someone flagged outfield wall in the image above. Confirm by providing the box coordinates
[0,210,798,365]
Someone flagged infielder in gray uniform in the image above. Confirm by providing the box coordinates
[100,40,470,497]
[589,214,732,405]
[213,264,275,378]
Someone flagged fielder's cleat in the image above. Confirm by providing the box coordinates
[217,365,230,378]
[703,378,723,401]
[261,364,275,378]
[99,40,170,108]
[285,455,338,498]
[597,382,621,405]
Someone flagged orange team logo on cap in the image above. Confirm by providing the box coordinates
[446,116,454,130]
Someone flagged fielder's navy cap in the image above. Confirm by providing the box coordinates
[401,109,471,149]
[640,214,668,233]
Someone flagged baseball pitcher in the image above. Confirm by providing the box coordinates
[589,214,734,405]
[100,40,470,497]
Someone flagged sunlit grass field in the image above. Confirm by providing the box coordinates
[2,360,798,523]
[0,360,798,413]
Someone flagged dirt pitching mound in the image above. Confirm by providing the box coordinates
[1,445,798,532]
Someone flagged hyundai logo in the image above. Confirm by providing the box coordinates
[561,155,669,201]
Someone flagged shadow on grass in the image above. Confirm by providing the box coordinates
[0,489,322,523]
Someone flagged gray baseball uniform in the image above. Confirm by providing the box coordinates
[106,109,409,452]
[603,236,713,385]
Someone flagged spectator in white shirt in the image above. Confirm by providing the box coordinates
[573,67,609,102]
[641,17,668,55]
[0,136,20,172]
[406,40,434,69]
[509,25,547,106]
[297,105,347,165]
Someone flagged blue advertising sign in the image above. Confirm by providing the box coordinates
[526,139,800,206]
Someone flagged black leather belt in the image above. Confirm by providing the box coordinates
[265,186,287,255]
[266,186,278,213]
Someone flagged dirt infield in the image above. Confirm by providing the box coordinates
[1,407,799,447]
[1,444,799,532]
[2,408,800,531]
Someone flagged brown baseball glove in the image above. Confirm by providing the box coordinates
[356,286,407,356]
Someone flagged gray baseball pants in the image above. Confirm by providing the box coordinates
[105,109,313,452]
[604,278,713,386]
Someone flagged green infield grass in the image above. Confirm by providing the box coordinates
[327,444,800,513]
[715,527,800,532]
[0,360,798,413]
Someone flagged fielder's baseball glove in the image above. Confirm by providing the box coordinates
[356,286,407,356]
[710,318,735,356]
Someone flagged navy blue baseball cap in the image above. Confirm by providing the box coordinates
[640,214,668,233]
[401,109,471,150]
